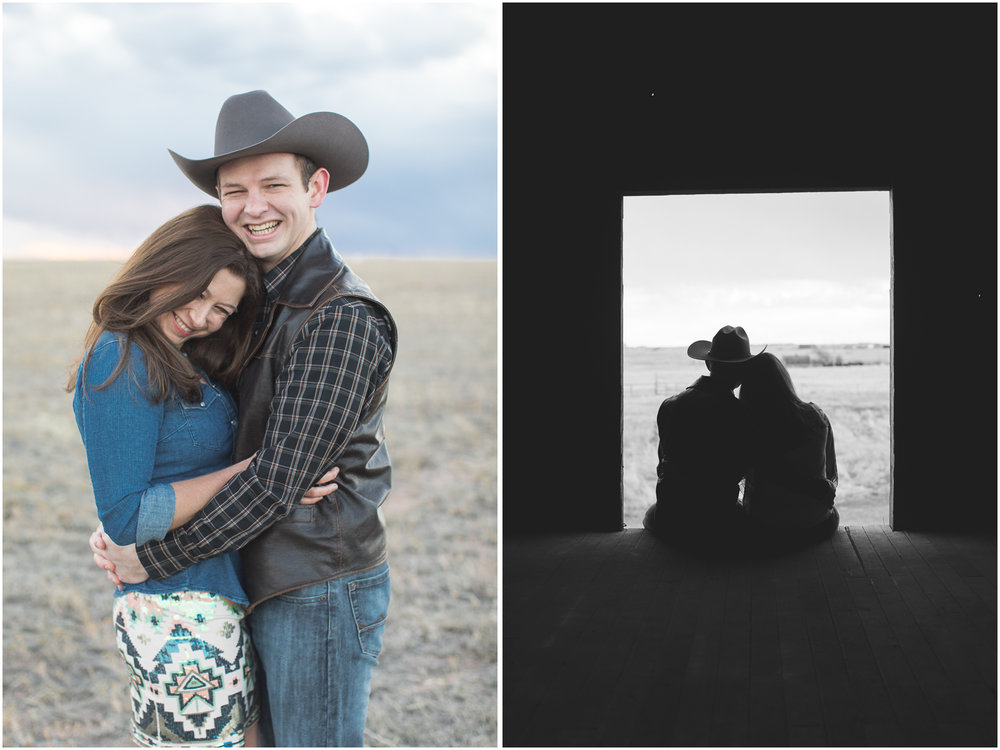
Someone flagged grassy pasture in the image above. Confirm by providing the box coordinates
[624,344,891,529]
[2,258,497,747]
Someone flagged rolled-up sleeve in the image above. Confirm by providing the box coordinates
[135,483,177,545]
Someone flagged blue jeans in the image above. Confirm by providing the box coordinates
[248,562,390,747]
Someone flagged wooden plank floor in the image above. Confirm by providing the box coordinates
[503,527,996,746]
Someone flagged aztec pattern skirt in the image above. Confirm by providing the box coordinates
[113,591,259,747]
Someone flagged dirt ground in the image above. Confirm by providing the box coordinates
[2,258,497,747]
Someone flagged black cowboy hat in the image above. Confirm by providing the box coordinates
[169,90,369,197]
[687,325,766,363]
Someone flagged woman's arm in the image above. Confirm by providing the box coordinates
[77,338,164,546]
[824,420,838,487]
[168,456,254,530]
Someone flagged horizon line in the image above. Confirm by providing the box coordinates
[626,342,891,349]
[2,254,498,264]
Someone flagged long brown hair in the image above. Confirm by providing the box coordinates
[740,352,821,453]
[68,205,262,403]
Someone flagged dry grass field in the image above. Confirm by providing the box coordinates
[624,344,891,530]
[2,258,497,747]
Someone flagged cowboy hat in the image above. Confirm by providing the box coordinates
[687,325,766,363]
[168,90,369,197]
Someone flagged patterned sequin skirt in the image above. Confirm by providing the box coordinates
[113,591,259,747]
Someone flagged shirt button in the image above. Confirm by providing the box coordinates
[200,402,206,407]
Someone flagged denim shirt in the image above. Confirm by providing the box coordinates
[73,331,247,605]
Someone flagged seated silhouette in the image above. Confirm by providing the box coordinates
[740,352,840,551]
[643,325,759,552]
[643,326,839,555]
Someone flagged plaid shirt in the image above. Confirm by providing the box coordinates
[137,246,394,579]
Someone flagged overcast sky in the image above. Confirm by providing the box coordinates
[624,191,892,347]
[2,2,497,260]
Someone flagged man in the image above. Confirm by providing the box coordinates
[92,90,397,747]
[643,325,762,548]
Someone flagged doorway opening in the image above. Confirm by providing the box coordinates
[621,190,893,530]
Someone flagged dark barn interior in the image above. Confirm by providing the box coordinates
[502,4,996,746]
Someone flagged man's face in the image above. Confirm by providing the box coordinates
[217,152,328,272]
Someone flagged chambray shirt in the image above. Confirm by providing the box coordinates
[73,331,248,605]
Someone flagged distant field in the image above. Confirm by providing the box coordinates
[623,344,891,529]
[2,258,497,747]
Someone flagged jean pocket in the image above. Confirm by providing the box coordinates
[274,580,329,604]
[348,566,390,660]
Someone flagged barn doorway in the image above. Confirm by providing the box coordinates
[621,190,893,530]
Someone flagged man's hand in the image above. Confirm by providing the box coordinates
[300,466,340,506]
[89,524,150,586]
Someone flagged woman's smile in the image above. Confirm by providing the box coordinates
[170,312,197,337]
[154,268,245,348]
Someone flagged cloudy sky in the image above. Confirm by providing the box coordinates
[3,2,497,260]
[624,191,892,347]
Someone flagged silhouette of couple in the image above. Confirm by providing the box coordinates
[643,325,840,555]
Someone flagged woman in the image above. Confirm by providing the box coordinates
[739,352,840,549]
[69,205,336,747]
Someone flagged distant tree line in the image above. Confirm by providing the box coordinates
[782,345,887,367]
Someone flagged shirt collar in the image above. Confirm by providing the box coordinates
[261,228,322,300]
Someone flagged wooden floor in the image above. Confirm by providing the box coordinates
[503,527,996,746]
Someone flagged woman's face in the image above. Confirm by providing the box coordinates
[153,267,246,349]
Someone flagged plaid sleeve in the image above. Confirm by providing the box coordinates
[137,298,393,579]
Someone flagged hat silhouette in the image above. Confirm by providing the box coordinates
[168,90,369,197]
[687,325,765,363]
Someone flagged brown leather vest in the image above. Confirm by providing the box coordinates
[234,231,397,609]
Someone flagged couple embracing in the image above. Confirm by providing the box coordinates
[643,325,840,554]
[71,91,394,747]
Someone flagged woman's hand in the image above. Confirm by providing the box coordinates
[300,467,340,505]
[89,523,150,588]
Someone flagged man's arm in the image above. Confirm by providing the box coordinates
[136,299,392,580]
[90,465,341,585]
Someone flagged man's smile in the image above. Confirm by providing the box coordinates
[247,220,280,236]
